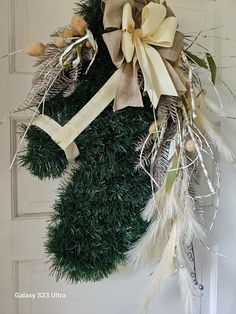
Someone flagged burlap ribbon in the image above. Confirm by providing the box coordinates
[102,0,186,110]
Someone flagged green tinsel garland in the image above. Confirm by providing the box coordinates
[19,0,154,282]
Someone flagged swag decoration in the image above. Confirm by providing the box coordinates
[2,0,235,313]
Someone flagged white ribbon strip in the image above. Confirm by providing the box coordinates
[33,67,123,159]
[32,115,79,160]
[52,67,123,150]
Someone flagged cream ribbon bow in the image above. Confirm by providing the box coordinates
[32,2,181,161]
[121,2,178,107]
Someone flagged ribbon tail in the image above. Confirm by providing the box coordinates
[103,30,124,68]
[114,62,143,111]
[135,39,178,108]
[51,68,123,152]
[164,60,186,95]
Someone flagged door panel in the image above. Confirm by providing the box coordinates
[11,118,59,219]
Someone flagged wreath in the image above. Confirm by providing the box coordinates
[2,0,235,313]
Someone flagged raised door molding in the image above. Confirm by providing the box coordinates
[8,0,75,73]
[10,118,59,219]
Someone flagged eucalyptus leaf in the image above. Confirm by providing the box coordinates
[76,45,82,56]
[206,53,217,84]
[63,61,72,70]
[185,51,208,69]
[165,154,179,193]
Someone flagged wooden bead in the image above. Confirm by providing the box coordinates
[149,121,157,134]
[185,140,196,152]
[61,28,75,38]
[71,15,88,36]
[177,100,183,107]
[55,37,65,48]
[25,42,46,57]
[85,40,92,49]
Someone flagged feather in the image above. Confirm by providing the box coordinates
[127,165,204,314]
[134,135,154,170]
[158,172,204,243]
[141,187,166,222]
[178,172,205,243]
[140,221,177,314]
[128,166,204,269]
[126,219,162,269]
[175,238,200,314]
[181,196,205,243]
[127,183,177,268]
[127,186,168,268]
[63,82,77,98]
[11,33,96,116]
[178,267,199,314]
[158,95,179,122]
[141,193,159,223]
[196,109,235,162]
[203,96,235,119]
[50,26,68,37]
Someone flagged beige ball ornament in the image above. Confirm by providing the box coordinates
[25,42,46,57]
[71,15,88,36]
[185,140,196,152]
[85,40,92,49]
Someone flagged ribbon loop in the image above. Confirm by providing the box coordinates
[120,2,179,108]
[122,3,135,62]
[141,2,167,38]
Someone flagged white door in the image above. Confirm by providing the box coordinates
[0,1,235,314]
